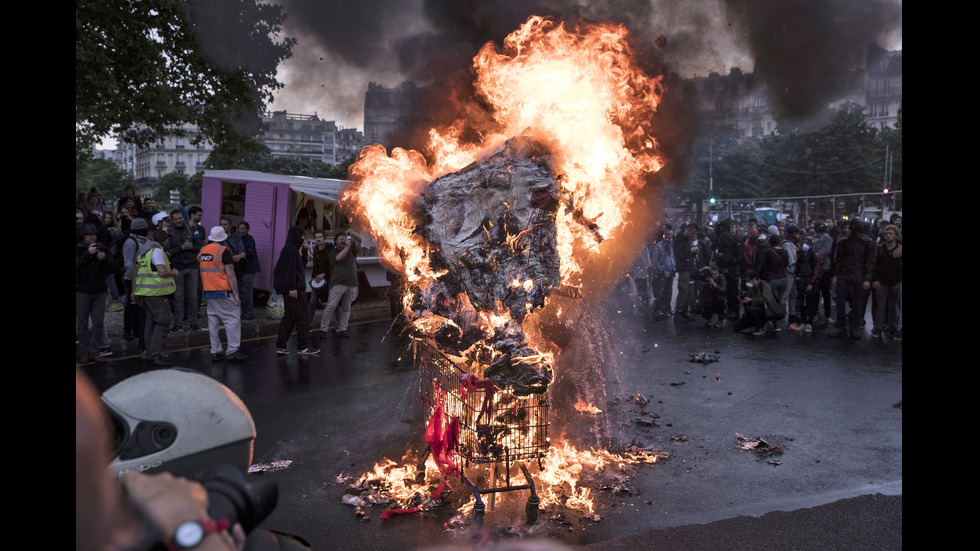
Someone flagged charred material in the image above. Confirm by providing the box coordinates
[409,136,562,390]
[418,136,561,323]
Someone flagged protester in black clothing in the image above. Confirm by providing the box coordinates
[273,225,319,356]
[712,220,744,319]
[828,219,876,338]
[673,223,701,322]
[871,225,902,340]
[793,236,821,333]
[77,223,117,364]
[695,265,727,327]
[308,230,335,323]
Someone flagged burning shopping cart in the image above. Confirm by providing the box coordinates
[414,339,551,527]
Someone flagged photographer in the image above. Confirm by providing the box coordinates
[320,229,362,338]
[695,264,727,328]
[733,269,783,336]
[77,223,116,364]
[76,370,245,551]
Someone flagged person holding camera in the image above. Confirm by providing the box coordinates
[733,269,783,336]
[695,264,727,328]
[320,229,362,337]
[77,223,117,364]
[76,370,246,551]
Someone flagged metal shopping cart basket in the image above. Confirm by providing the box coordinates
[415,339,551,527]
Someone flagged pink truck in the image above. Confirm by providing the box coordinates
[200,169,389,294]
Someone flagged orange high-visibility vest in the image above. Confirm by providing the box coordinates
[198,243,231,291]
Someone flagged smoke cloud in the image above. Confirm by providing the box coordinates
[270,0,901,128]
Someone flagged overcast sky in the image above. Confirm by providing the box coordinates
[98,0,901,149]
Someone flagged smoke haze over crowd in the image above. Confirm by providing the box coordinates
[269,0,901,129]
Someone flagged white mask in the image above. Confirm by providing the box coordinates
[802,243,810,252]
[745,282,755,288]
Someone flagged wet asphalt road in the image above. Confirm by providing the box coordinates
[81,292,902,550]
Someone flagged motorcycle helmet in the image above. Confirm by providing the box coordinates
[101,368,256,479]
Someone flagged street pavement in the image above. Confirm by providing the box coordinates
[83,288,902,550]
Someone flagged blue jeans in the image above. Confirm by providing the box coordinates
[238,272,255,318]
[76,292,106,358]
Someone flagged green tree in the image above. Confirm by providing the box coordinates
[206,148,356,180]
[154,172,190,208]
[76,158,135,200]
[686,125,768,200]
[76,0,295,166]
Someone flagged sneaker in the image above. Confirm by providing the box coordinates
[871,328,882,338]
[225,351,248,362]
[276,348,289,355]
[336,330,350,338]
[107,301,123,312]
[297,347,320,355]
[146,357,172,366]
[211,352,225,362]
[714,318,724,328]
[751,326,767,336]
[190,324,202,331]
[804,324,813,333]
[788,323,798,331]
[99,348,113,357]
[169,325,183,333]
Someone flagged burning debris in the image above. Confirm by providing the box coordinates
[574,398,603,415]
[735,433,786,459]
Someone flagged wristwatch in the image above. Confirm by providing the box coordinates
[168,519,228,550]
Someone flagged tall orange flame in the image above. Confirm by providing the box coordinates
[345,14,665,293]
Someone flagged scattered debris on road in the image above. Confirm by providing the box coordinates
[736,433,785,459]
[248,459,293,473]
[689,351,721,363]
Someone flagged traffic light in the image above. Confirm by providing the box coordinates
[882,187,889,194]
[708,195,717,207]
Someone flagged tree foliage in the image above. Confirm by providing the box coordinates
[206,147,356,180]
[153,172,201,208]
[76,0,295,166]
[76,158,135,199]
[684,103,901,201]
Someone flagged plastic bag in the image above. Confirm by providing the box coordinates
[266,291,285,320]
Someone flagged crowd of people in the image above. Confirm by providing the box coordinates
[75,187,260,365]
[632,213,902,340]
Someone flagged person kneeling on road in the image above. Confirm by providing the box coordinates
[733,269,784,336]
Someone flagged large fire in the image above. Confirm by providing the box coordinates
[343,15,667,522]
[346,14,664,290]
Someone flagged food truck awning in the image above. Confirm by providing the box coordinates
[288,181,344,203]
[202,170,347,203]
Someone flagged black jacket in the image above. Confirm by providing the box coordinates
[273,225,308,295]
[830,234,877,282]
[76,223,116,294]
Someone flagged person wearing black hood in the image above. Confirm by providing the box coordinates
[273,225,319,355]
[77,223,116,364]
[828,218,877,338]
